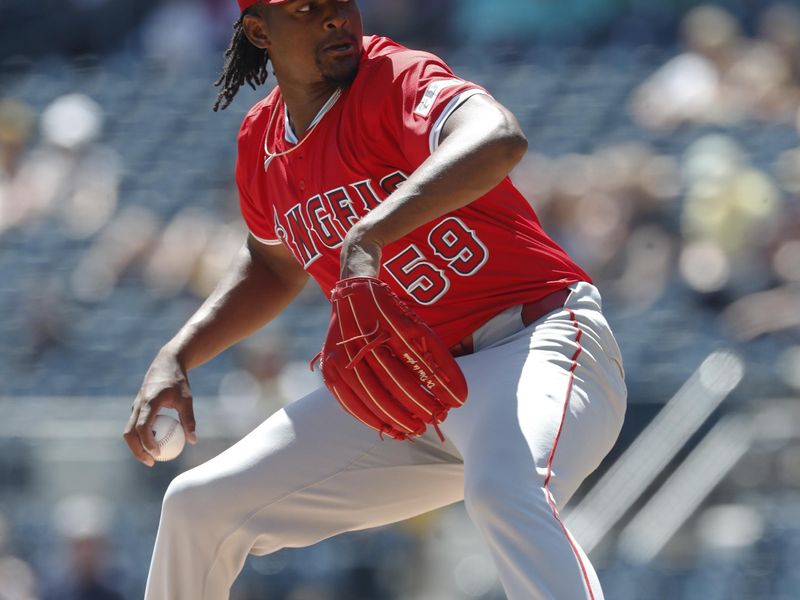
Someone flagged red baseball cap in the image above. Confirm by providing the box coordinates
[238,0,288,12]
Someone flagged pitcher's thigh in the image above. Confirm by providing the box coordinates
[161,385,465,550]
[445,322,624,507]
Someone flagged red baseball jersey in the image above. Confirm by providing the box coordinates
[236,35,590,346]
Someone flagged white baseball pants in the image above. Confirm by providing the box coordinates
[144,282,626,600]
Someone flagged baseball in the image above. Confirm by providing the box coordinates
[149,415,185,462]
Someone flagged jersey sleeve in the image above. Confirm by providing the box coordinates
[235,109,282,246]
[363,50,490,166]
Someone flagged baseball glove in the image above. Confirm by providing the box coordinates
[313,277,468,441]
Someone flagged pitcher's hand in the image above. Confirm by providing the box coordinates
[124,350,197,466]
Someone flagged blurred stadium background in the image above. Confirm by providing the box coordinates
[2,0,800,598]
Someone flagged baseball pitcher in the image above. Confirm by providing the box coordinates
[123,1,627,598]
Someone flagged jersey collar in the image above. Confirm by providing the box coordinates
[284,88,343,145]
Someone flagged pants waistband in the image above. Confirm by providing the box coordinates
[449,287,572,357]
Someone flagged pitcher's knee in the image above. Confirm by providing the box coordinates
[464,470,549,522]
[160,469,295,557]
[160,470,216,532]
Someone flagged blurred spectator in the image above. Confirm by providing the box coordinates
[0,98,35,180]
[41,94,119,239]
[43,496,123,600]
[142,207,218,298]
[0,513,39,600]
[631,5,739,129]
[22,275,70,359]
[514,141,681,298]
[70,206,161,303]
[608,223,678,315]
[0,97,36,237]
[759,3,800,92]
[721,284,800,341]
[0,93,120,240]
[679,134,782,297]
[631,3,800,130]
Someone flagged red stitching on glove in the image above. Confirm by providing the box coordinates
[345,331,390,369]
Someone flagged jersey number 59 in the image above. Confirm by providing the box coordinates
[384,217,489,305]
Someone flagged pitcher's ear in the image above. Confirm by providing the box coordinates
[242,13,271,50]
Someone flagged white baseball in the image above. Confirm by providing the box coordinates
[149,415,186,462]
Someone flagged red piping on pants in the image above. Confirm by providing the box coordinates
[542,309,597,600]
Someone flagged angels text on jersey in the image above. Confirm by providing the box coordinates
[272,170,489,306]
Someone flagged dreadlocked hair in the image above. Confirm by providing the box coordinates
[213,11,270,112]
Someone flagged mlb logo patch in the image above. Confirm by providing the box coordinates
[414,79,463,118]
